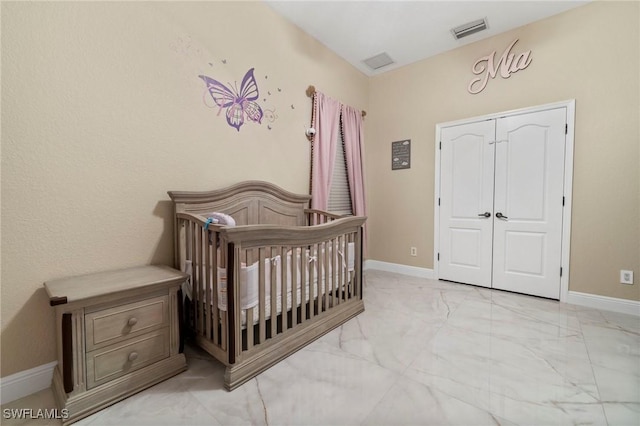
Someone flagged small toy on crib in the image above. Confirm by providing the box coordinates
[204,212,236,229]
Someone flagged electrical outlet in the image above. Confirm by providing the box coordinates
[410,247,417,257]
[620,270,634,285]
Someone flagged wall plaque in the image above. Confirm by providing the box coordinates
[468,38,532,94]
[392,139,411,170]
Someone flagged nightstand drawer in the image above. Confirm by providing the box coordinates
[85,295,168,351]
[86,328,169,389]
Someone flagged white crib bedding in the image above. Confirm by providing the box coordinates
[183,243,355,328]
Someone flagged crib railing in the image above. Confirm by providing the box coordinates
[175,212,365,371]
[305,209,345,225]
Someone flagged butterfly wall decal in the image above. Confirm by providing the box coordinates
[199,68,263,131]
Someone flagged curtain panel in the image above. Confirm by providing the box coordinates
[310,91,368,252]
[342,104,368,251]
[341,105,367,218]
[310,92,341,210]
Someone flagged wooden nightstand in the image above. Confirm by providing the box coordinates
[44,265,188,425]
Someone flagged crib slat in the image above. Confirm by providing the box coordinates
[193,224,199,335]
[352,232,356,299]
[246,307,254,351]
[308,245,315,320]
[327,239,332,309]
[318,241,324,314]
[350,232,355,300]
[258,248,266,344]
[212,234,219,346]
[321,241,326,313]
[344,234,352,300]
[205,229,212,341]
[270,247,277,338]
[221,313,227,351]
[356,228,363,299]
[199,227,206,337]
[322,240,335,311]
[178,219,186,273]
[191,223,199,335]
[195,224,200,335]
[227,243,237,364]
[184,221,192,331]
[317,243,323,315]
[300,247,307,323]
[337,235,342,305]
[326,240,331,311]
[291,246,298,327]
[331,238,336,308]
[281,246,288,332]
[187,222,194,332]
[197,225,202,337]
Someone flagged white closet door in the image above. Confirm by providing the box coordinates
[439,120,495,288]
[492,108,566,299]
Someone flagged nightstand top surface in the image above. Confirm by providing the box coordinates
[44,265,187,305]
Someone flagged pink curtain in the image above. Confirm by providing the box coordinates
[310,93,341,210]
[341,104,368,251]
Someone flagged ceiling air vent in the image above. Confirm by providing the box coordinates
[363,52,394,70]
[451,18,488,40]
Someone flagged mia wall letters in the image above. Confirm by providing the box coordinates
[468,39,532,94]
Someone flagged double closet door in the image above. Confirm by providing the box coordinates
[439,107,567,299]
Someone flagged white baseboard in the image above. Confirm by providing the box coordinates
[566,291,640,317]
[364,260,434,279]
[0,361,57,405]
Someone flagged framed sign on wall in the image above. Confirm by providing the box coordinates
[392,139,411,170]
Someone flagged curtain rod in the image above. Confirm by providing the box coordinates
[306,85,367,118]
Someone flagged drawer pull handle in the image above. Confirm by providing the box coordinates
[128,352,138,362]
[127,317,138,327]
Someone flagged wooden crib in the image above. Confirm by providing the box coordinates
[168,181,366,390]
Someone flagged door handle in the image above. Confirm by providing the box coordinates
[478,212,491,218]
[495,212,508,220]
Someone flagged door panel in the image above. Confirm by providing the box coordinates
[439,121,495,288]
[504,231,545,275]
[503,125,548,220]
[450,228,482,267]
[492,108,566,299]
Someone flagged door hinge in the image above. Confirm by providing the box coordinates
[437,253,440,261]
[438,197,440,206]
[439,141,442,150]
[565,124,568,134]
[562,196,565,206]
[560,267,563,277]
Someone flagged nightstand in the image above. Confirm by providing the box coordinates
[44,265,188,425]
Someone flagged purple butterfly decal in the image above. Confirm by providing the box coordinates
[199,68,263,131]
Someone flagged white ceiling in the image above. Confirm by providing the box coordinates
[265,0,591,76]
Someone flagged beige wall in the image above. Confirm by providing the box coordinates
[367,1,639,302]
[0,1,368,377]
[2,0,639,380]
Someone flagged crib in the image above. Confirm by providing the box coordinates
[168,181,366,390]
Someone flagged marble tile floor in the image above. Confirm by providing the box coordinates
[3,270,639,425]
